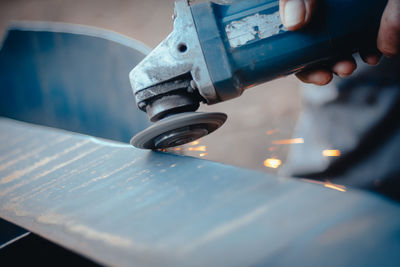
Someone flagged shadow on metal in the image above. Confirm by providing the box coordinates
[0,21,151,143]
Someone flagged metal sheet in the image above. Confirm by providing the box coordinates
[0,118,399,266]
[0,21,151,143]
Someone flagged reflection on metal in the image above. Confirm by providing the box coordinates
[1,118,400,267]
[0,22,151,143]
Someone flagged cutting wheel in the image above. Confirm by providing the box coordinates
[131,112,227,149]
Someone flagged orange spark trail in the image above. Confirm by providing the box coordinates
[266,129,278,135]
[187,146,206,152]
[322,150,341,157]
[324,183,346,192]
[263,158,282,169]
[301,179,346,192]
[272,138,304,145]
[189,140,200,146]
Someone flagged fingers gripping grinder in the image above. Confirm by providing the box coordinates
[130,0,387,149]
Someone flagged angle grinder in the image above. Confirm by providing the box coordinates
[130,0,387,149]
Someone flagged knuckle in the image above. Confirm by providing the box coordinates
[378,6,400,57]
[379,45,399,57]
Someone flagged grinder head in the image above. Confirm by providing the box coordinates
[131,112,227,149]
[129,0,228,150]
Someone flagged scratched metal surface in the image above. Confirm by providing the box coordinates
[0,118,400,267]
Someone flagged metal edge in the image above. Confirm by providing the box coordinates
[1,20,151,55]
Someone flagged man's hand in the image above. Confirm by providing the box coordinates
[279,0,400,85]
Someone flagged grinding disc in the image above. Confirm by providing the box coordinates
[131,112,227,149]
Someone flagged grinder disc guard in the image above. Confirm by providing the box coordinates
[131,112,227,149]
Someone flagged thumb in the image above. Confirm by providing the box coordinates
[279,0,318,30]
[377,0,400,57]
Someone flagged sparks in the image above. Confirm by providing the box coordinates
[301,178,325,185]
[322,150,341,157]
[187,146,206,152]
[272,138,304,145]
[263,158,282,169]
[189,140,200,146]
[301,179,346,192]
[266,129,278,135]
[324,183,346,192]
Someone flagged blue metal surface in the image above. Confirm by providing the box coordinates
[0,118,399,267]
[191,0,387,101]
[0,22,151,143]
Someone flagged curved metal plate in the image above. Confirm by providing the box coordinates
[0,21,151,143]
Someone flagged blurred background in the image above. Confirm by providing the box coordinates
[0,0,302,173]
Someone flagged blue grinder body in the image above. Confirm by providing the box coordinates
[191,0,388,102]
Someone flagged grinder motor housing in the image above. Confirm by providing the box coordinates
[129,0,387,149]
[130,0,387,121]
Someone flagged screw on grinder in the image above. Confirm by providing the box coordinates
[131,112,227,149]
